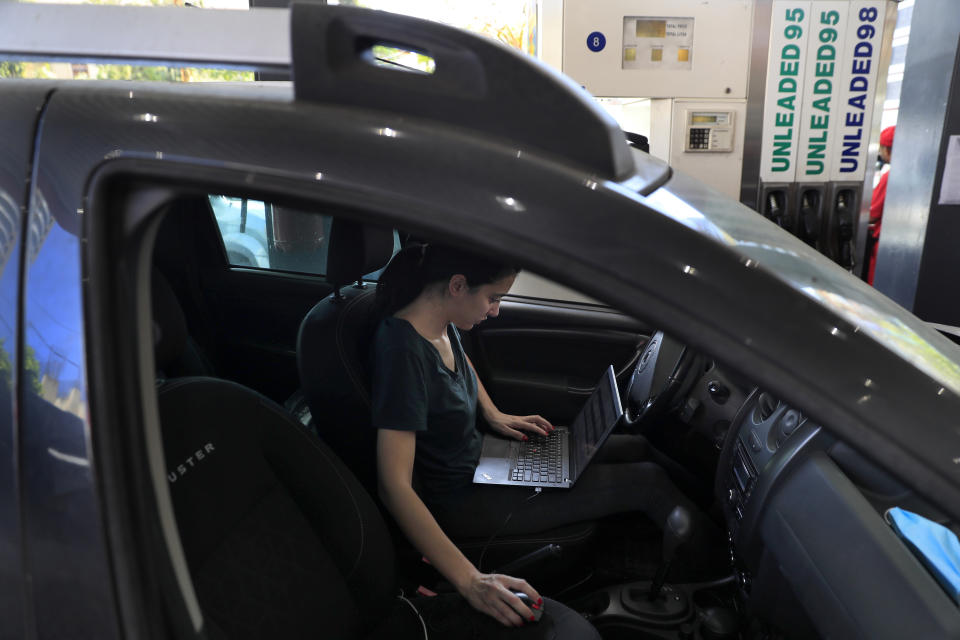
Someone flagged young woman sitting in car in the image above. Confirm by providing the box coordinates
[371,243,715,629]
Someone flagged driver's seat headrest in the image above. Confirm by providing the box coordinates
[325,219,395,289]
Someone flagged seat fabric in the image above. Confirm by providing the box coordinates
[152,269,216,378]
[159,377,396,638]
[298,285,381,489]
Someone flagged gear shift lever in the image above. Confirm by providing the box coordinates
[620,505,694,623]
[649,505,692,599]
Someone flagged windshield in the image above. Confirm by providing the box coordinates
[642,166,960,398]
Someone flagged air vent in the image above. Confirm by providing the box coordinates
[753,392,779,423]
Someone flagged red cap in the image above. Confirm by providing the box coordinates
[879,126,895,148]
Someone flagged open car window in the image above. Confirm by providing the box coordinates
[209,195,332,274]
[208,194,400,278]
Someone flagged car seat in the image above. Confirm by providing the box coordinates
[296,218,393,491]
[295,219,598,576]
[154,354,600,638]
[152,269,216,378]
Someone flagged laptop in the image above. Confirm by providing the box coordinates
[472,365,623,488]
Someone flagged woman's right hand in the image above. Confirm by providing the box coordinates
[377,430,543,627]
[459,571,543,627]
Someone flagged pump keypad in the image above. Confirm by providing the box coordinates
[689,127,711,150]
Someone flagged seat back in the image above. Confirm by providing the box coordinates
[296,219,396,490]
[153,233,399,637]
[159,377,397,639]
[152,269,216,378]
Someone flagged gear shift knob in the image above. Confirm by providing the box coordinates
[650,505,693,599]
[662,505,693,561]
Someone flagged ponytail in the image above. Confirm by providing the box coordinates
[375,244,427,317]
[375,243,518,317]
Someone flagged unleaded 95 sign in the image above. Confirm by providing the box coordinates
[760,1,812,183]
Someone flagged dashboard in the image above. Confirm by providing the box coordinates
[713,388,960,639]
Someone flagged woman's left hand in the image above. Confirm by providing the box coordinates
[486,410,553,439]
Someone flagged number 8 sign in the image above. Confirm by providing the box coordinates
[587,31,606,52]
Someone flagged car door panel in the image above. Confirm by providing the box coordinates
[201,267,336,403]
[467,298,651,424]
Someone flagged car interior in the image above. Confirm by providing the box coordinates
[126,188,960,639]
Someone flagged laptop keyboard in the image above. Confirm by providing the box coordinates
[511,432,562,483]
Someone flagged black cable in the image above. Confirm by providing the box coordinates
[477,488,542,572]
[396,589,428,640]
[373,56,430,74]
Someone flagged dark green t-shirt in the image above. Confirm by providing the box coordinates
[370,317,481,509]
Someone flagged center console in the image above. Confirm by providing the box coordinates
[573,576,742,640]
[571,388,824,639]
[716,389,820,548]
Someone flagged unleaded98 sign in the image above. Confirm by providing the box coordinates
[829,0,885,182]
[760,1,812,183]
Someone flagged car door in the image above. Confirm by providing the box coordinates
[0,82,55,640]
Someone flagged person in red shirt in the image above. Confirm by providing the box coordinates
[867,125,894,284]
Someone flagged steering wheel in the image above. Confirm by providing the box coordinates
[622,330,698,427]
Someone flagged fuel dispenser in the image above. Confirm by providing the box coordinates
[541,0,754,199]
[757,0,890,270]
[539,0,893,272]
[760,182,795,232]
[796,186,824,247]
[826,183,859,266]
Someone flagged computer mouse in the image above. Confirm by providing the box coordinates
[511,591,543,622]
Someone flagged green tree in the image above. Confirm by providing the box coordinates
[0,339,10,386]
[95,64,181,82]
[24,346,42,396]
[0,339,42,395]
[0,62,25,78]
[90,64,253,82]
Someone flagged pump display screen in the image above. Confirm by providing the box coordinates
[622,16,694,71]
[635,19,666,38]
[692,115,718,124]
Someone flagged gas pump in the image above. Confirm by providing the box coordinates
[540,0,754,199]
[540,0,893,271]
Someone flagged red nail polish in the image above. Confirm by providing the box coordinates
[522,435,528,441]
[532,603,539,610]
[529,616,536,622]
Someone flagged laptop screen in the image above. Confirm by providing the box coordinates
[570,365,623,478]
